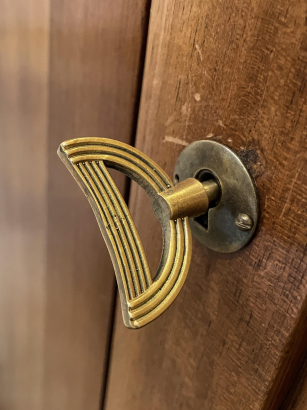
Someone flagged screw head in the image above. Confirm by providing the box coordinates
[235,213,253,231]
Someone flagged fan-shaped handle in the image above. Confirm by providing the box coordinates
[58,138,215,328]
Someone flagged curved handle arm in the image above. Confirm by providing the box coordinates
[58,138,213,328]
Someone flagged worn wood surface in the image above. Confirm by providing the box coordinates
[105,0,307,409]
[44,1,150,409]
[281,353,307,410]
[0,0,149,409]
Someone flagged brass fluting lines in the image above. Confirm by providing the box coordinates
[58,138,192,329]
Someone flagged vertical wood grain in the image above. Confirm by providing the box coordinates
[0,0,49,408]
[0,0,150,409]
[44,1,150,409]
[281,353,307,410]
[105,0,307,409]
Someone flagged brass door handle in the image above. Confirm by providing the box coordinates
[58,138,258,329]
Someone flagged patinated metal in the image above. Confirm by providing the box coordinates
[154,178,220,220]
[58,138,258,329]
[174,140,259,253]
[58,138,192,329]
[235,213,254,231]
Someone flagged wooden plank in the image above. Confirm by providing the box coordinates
[0,0,149,408]
[0,1,49,409]
[281,354,307,410]
[44,1,150,410]
[105,0,307,409]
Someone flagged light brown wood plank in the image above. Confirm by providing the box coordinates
[0,0,150,408]
[44,1,150,409]
[105,0,307,409]
[0,1,50,408]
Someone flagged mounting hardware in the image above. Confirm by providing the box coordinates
[235,213,253,231]
[58,138,259,329]
[174,140,258,253]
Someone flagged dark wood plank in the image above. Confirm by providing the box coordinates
[281,353,307,410]
[44,1,150,409]
[105,0,307,409]
[0,1,49,408]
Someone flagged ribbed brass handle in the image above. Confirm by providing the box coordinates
[58,138,216,328]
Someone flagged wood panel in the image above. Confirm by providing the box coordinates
[0,0,149,409]
[0,1,49,408]
[44,1,150,410]
[105,0,307,409]
[281,353,307,410]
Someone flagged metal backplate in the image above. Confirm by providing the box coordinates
[174,140,259,253]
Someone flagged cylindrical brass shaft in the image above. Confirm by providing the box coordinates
[154,178,220,221]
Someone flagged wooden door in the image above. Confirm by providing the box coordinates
[0,0,149,409]
[281,353,307,409]
[3,0,307,409]
[105,0,307,409]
